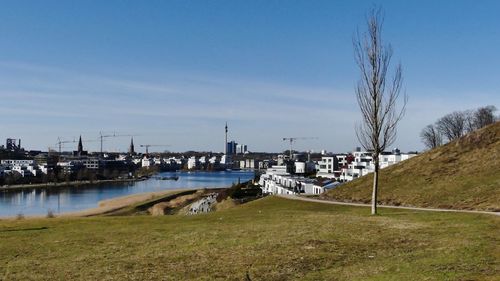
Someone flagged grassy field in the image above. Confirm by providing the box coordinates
[0,196,498,280]
[324,122,500,211]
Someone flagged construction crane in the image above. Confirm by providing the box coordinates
[282,137,318,158]
[139,144,171,155]
[55,137,76,154]
[99,132,137,154]
[56,137,99,154]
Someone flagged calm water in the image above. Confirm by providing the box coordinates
[0,170,254,217]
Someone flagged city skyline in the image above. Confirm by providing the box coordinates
[0,1,499,152]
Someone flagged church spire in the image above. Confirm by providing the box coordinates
[77,135,83,154]
[129,137,135,154]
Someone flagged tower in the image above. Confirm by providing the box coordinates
[224,122,228,155]
[77,135,83,154]
[129,137,135,154]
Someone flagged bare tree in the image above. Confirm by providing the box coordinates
[354,8,407,215]
[426,105,497,146]
[436,111,467,141]
[463,110,475,133]
[473,105,497,129]
[420,124,442,149]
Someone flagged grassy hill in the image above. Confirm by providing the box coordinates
[0,197,498,280]
[324,122,500,211]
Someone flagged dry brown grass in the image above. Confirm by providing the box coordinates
[149,190,205,215]
[324,122,500,211]
[60,189,190,217]
[214,197,239,211]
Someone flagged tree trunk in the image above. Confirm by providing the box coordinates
[371,156,379,215]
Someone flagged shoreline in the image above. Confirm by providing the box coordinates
[0,169,255,192]
[0,186,228,220]
[60,188,195,218]
[0,174,252,219]
[0,177,147,191]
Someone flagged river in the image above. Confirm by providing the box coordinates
[0,170,254,217]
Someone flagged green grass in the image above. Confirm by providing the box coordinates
[0,196,498,280]
[325,122,500,211]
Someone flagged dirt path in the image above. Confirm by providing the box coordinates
[60,189,194,217]
[278,194,500,216]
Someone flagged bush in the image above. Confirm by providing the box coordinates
[46,209,56,218]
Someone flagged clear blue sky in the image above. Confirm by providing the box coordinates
[0,0,498,153]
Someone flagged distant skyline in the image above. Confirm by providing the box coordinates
[0,0,499,153]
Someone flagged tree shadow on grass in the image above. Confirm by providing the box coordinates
[379,211,423,216]
[0,226,48,232]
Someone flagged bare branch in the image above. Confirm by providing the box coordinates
[353,7,406,215]
[420,124,443,149]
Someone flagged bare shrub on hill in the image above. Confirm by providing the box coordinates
[422,105,497,148]
[420,124,442,149]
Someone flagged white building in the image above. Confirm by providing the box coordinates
[209,156,218,165]
[316,156,337,178]
[294,162,306,174]
[153,157,164,165]
[141,157,154,168]
[199,156,207,165]
[220,154,232,166]
[38,164,51,175]
[236,144,248,154]
[339,148,417,182]
[57,161,83,174]
[238,159,258,169]
[81,158,100,170]
[1,159,35,166]
[1,159,39,177]
[259,166,342,195]
[12,165,37,177]
[187,156,198,170]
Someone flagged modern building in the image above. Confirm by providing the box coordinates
[258,167,340,195]
[226,141,237,155]
[236,144,248,154]
[338,148,417,182]
[317,156,338,175]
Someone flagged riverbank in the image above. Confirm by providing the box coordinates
[0,170,255,217]
[0,188,197,219]
[0,186,228,219]
[0,177,147,191]
[60,188,195,217]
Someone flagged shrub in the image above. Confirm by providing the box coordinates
[46,209,56,218]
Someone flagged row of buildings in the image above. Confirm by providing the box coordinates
[0,125,250,181]
[258,148,417,196]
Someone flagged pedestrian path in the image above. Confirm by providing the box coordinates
[277,194,500,216]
